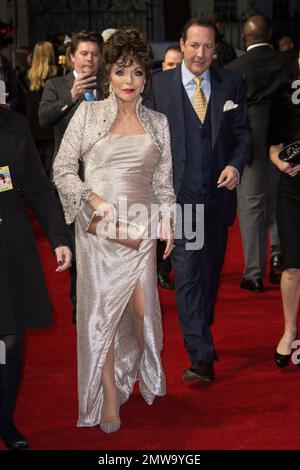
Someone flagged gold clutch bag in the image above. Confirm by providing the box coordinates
[86,212,143,250]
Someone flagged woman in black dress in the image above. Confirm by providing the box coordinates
[270,144,300,367]
[270,70,300,368]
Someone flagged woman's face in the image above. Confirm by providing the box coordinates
[110,58,146,102]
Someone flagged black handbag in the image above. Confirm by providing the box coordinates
[278,141,300,166]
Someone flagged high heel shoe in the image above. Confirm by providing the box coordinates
[99,421,121,433]
[1,427,29,450]
[275,331,298,368]
[274,350,292,368]
[139,381,155,406]
[99,392,121,433]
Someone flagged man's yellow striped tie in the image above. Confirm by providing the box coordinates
[193,76,207,123]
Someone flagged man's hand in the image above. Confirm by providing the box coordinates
[70,72,97,101]
[217,165,239,190]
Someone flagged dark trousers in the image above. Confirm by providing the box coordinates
[171,194,228,363]
[0,333,24,433]
[157,240,172,277]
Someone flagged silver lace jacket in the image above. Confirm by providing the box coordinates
[53,92,176,224]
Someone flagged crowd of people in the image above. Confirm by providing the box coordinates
[0,12,300,450]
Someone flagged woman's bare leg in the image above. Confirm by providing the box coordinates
[276,268,300,355]
[100,341,120,428]
[128,280,145,353]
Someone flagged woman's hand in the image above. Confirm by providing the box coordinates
[88,193,117,222]
[270,144,300,177]
[55,246,72,272]
[160,216,174,260]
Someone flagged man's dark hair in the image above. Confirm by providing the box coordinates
[69,30,104,55]
[181,17,219,43]
[165,43,182,55]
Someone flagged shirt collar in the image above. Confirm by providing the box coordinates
[247,43,270,52]
[181,60,210,86]
[73,70,78,78]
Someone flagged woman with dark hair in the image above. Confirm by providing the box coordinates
[53,28,175,433]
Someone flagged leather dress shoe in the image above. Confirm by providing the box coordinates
[157,274,174,290]
[269,254,283,285]
[1,427,29,450]
[240,278,264,293]
[183,360,215,382]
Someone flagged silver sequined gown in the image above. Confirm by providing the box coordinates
[76,132,164,426]
[53,95,176,428]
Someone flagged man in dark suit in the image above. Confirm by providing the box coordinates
[144,17,251,381]
[39,30,103,323]
[39,30,103,162]
[226,16,288,292]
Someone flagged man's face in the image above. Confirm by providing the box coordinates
[180,25,215,76]
[162,49,183,71]
[278,36,294,52]
[70,41,101,75]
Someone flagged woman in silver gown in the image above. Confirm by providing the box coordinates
[53,28,176,433]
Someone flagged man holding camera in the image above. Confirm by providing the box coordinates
[39,30,103,324]
[39,30,103,166]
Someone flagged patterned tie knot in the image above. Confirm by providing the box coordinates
[193,76,203,88]
[193,76,207,123]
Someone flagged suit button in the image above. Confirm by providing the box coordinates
[0,218,2,224]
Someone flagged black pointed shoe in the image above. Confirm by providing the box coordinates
[274,350,292,368]
[183,360,215,382]
[275,331,298,368]
[240,278,264,292]
[1,428,29,450]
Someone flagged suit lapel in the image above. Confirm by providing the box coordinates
[210,67,226,149]
[170,66,185,125]
[63,71,75,89]
[170,67,186,160]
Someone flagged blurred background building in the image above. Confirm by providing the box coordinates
[1,1,300,63]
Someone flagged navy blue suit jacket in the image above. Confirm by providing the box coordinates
[144,65,251,226]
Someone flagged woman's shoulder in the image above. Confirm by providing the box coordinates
[141,104,168,125]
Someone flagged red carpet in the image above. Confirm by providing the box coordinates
[1,218,299,450]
